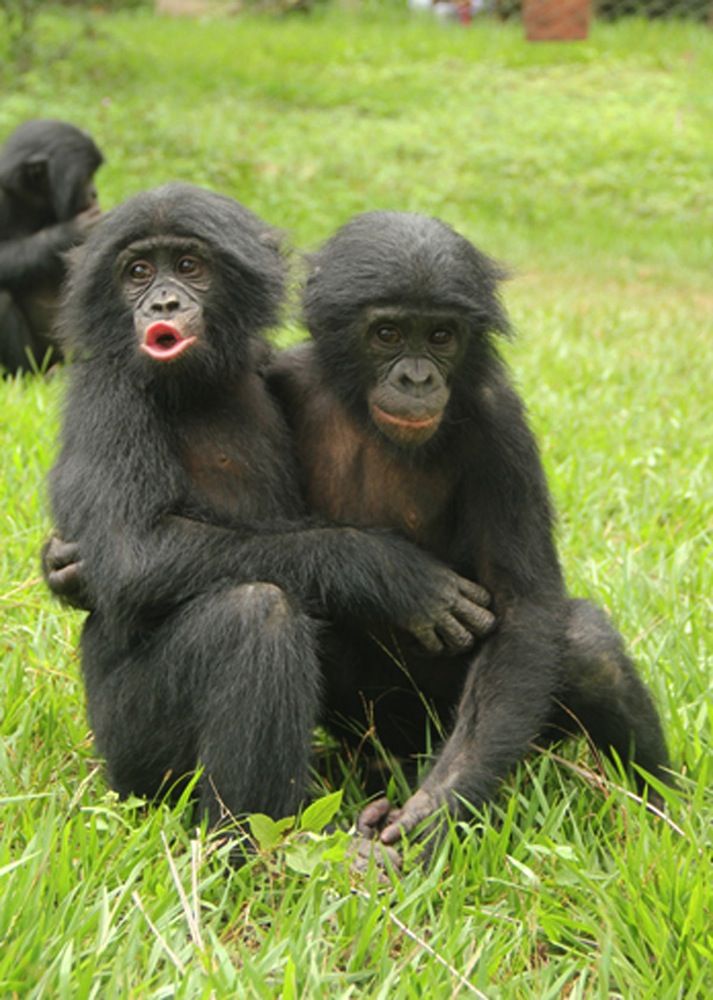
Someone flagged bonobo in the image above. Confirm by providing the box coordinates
[0,119,103,375]
[46,187,494,828]
[268,211,671,852]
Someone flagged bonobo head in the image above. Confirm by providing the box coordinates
[0,119,103,221]
[303,211,510,448]
[61,184,286,388]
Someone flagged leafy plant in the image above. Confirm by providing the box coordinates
[0,0,40,70]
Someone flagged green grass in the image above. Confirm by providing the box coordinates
[1,7,711,997]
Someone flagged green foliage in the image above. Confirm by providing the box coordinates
[597,0,711,20]
[299,789,343,833]
[241,0,329,13]
[1,8,711,997]
[0,0,40,69]
[247,792,349,877]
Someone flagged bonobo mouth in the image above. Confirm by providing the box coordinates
[140,322,197,362]
[371,404,442,432]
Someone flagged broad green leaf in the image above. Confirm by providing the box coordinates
[248,812,292,850]
[299,791,343,833]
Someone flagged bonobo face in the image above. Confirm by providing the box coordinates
[364,305,465,447]
[119,236,211,363]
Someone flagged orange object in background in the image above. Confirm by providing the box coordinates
[523,0,592,40]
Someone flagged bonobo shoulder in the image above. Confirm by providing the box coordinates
[474,365,529,428]
[268,340,316,376]
[266,340,319,401]
[251,337,277,376]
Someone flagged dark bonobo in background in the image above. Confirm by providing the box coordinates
[46,185,494,831]
[0,119,104,375]
[268,211,671,853]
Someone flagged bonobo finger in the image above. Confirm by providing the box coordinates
[357,797,394,838]
[457,578,491,608]
[380,789,437,845]
[453,597,496,638]
[43,536,81,572]
[349,834,402,876]
[411,626,445,655]
[49,562,83,593]
[435,612,475,654]
[75,204,102,235]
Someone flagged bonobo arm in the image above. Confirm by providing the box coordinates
[0,210,98,289]
[357,398,569,849]
[43,518,495,654]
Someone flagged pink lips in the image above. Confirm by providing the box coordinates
[140,322,197,362]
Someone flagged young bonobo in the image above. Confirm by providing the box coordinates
[47,187,494,830]
[0,119,103,375]
[268,211,672,856]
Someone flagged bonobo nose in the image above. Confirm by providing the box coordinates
[398,368,436,392]
[150,294,181,314]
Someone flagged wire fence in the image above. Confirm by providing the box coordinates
[593,0,710,17]
[410,0,711,24]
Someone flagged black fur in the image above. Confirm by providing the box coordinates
[0,119,104,375]
[48,189,494,826]
[270,211,672,849]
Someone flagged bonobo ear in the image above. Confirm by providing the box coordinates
[21,154,50,196]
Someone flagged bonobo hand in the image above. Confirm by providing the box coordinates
[41,535,92,611]
[348,832,403,878]
[358,791,438,845]
[403,569,495,655]
[71,203,102,240]
[355,791,446,871]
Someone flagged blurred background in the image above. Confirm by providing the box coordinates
[1,3,711,995]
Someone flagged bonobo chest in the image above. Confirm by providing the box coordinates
[179,380,299,523]
[299,397,457,549]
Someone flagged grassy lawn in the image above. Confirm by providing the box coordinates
[1,7,711,997]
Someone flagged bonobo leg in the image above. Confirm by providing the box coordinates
[81,583,321,825]
[559,598,671,792]
[358,599,671,853]
[359,603,564,846]
[0,291,38,376]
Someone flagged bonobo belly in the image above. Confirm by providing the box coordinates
[181,398,302,524]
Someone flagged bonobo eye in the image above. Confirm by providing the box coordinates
[126,260,154,283]
[430,329,454,347]
[176,256,203,278]
[374,326,402,347]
